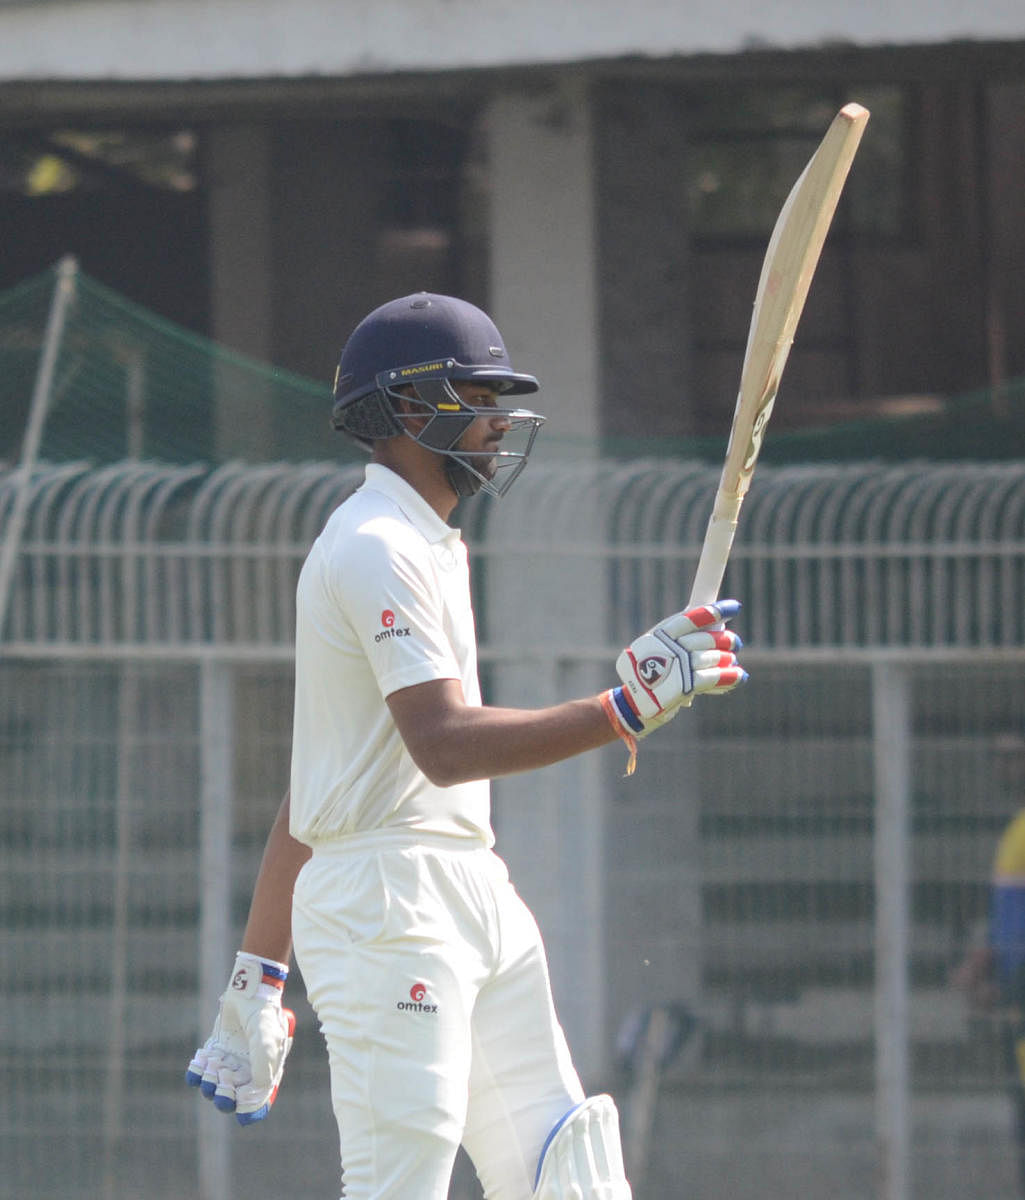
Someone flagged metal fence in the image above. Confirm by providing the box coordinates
[3,457,1025,1200]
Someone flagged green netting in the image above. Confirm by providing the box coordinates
[594,371,1025,464]
[761,375,1025,464]
[0,259,363,468]
[2,259,1023,469]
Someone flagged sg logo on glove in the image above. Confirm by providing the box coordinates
[637,656,669,687]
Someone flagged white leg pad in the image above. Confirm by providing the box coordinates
[533,1094,633,1199]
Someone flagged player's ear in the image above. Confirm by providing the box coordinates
[391,386,428,432]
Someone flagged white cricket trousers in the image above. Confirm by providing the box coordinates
[291,834,585,1200]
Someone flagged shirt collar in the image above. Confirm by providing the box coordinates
[361,463,460,545]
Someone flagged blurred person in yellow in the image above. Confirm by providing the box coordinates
[954,733,1025,1198]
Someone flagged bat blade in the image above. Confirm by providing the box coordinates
[688,102,870,609]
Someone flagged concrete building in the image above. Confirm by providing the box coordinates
[1,1,1024,460]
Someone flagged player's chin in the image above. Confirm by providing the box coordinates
[465,452,498,479]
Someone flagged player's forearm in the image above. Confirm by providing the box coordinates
[240,792,312,965]
[465,695,621,781]
[400,689,620,786]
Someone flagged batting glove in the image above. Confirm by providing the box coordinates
[607,599,747,742]
[185,951,295,1126]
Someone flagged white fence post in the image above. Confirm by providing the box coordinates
[872,660,912,1200]
[197,659,235,1199]
[101,664,141,1199]
[0,255,77,642]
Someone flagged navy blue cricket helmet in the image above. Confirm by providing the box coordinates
[331,293,545,497]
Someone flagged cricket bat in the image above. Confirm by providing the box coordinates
[687,102,870,609]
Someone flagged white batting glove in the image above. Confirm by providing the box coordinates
[185,951,295,1126]
[607,599,747,741]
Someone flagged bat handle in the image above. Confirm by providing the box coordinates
[688,511,739,610]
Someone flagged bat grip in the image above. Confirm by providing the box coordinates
[688,511,739,609]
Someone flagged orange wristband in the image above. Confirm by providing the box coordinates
[601,689,638,777]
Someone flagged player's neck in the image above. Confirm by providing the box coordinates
[372,442,458,522]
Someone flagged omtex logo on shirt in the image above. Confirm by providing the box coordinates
[375,608,412,643]
[396,981,438,1014]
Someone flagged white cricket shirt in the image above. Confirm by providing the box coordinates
[288,464,492,846]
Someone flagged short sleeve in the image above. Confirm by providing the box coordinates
[328,517,463,698]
